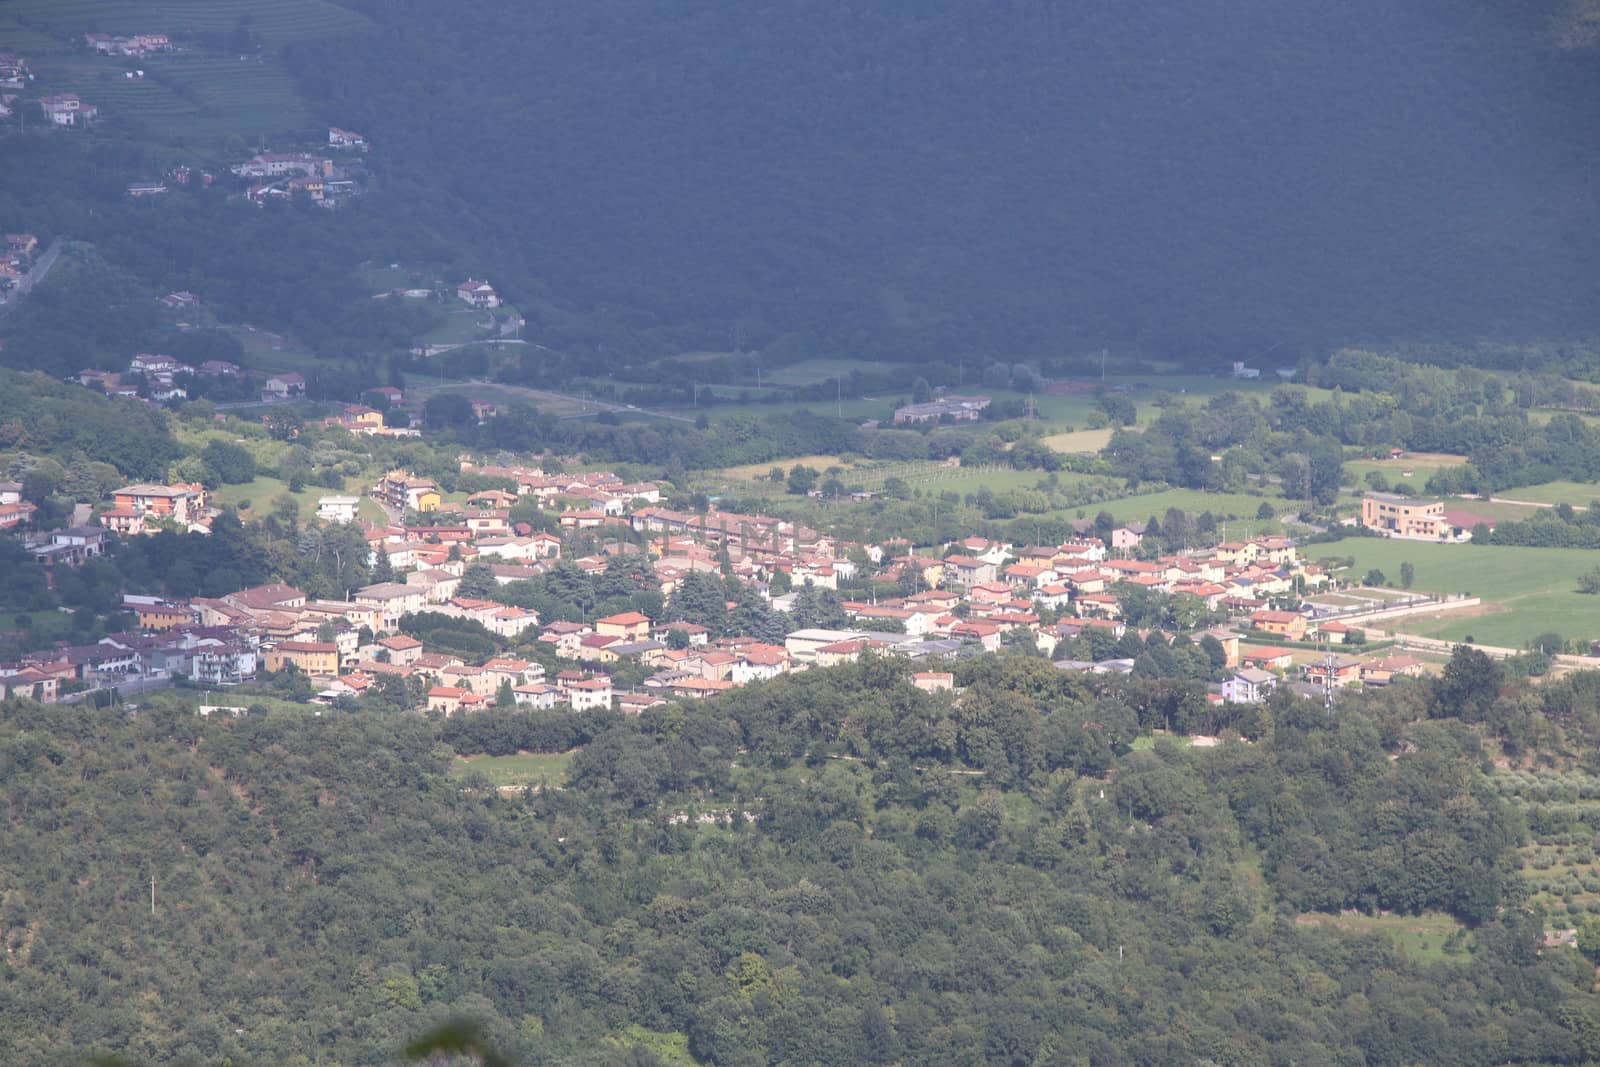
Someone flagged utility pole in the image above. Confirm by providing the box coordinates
[836,377,842,419]
[151,874,156,916]
[1101,348,1107,381]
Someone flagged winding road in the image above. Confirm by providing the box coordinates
[0,237,65,315]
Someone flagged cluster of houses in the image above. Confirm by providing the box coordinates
[0,480,38,531]
[0,440,1446,711]
[0,53,29,121]
[232,149,361,208]
[0,233,38,297]
[84,33,172,57]
[321,398,419,438]
[69,356,318,407]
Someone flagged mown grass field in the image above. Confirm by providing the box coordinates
[452,751,574,788]
[1343,451,1467,486]
[1306,537,1600,647]
[1293,911,1472,963]
[1490,481,1600,506]
[1041,428,1114,453]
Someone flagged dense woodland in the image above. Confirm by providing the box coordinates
[3,4,1600,375]
[3,657,1600,1064]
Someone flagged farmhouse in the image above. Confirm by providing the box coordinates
[262,372,306,400]
[456,279,501,308]
[892,395,991,424]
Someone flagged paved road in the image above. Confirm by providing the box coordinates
[0,237,64,315]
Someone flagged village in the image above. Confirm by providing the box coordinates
[0,446,1452,715]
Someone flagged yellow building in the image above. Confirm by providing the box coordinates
[265,641,340,676]
[1360,494,1445,539]
[137,602,194,631]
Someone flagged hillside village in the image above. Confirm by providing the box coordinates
[0,441,1448,714]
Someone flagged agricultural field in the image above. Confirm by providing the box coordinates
[716,455,854,481]
[1307,537,1600,647]
[1056,487,1279,525]
[27,52,315,142]
[1343,451,1467,487]
[1487,481,1600,507]
[1041,428,1114,453]
[1492,767,1600,923]
[4,0,373,48]
[451,751,574,789]
[1292,911,1473,964]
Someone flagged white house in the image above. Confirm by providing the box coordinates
[1221,668,1276,704]
[456,279,501,308]
[316,495,361,524]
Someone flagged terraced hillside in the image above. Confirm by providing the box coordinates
[1,0,372,145]
[3,0,372,48]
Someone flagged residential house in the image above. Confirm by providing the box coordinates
[1249,610,1308,641]
[942,555,997,589]
[427,685,469,715]
[1360,655,1427,687]
[354,582,429,631]
[512,683,561,709]
[456,279,501,308]
[376,634,424,666]
[1301,655,1362,689]
[264,641,339,676]
[566,676,614,711]
[316,495,361,524]
[912,671,954,693]
[0,668,58,703]
[1221,668,1277,704]
[595,611,652,642]
[374,470,441,512]
[136,602,195,631]
[261,372,306,400]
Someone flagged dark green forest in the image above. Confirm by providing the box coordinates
[4,3,1599,374]
[6,658,1600,1065]
[283,0,1600,363]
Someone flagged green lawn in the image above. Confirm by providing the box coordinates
[1308,537,1600,646]
[419,308,507,346]
[452,751,574,788]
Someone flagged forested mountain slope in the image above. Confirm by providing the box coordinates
[285,0,1600,363]
[3,659,1599,1065]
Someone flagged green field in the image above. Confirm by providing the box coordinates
[1489,481,1600,507]
[452,751,574,788]
[209,472,373,521]
[1064,487,1280,525]
[1308,537,1600,646]
[31,52,315,141]
[1293,911,1471,964]
[4,0,374,48]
